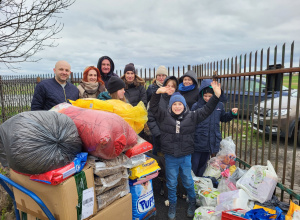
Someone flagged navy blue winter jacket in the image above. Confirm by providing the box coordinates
[191,79,234,153]
[31,78,79,110]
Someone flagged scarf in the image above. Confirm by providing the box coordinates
[80,81,100,98]
[156,81,163,88]
[178,83,195,92]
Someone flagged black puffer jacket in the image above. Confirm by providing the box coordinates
[121,75,147,107]
[178,70,199,109]
[149,92,219,157]
[147,76,178,138]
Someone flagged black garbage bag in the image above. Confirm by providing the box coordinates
[0,111,82,174]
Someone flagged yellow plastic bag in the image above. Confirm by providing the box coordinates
[286,200,300,220]
[69,98,114,112]
[70,99,147,134]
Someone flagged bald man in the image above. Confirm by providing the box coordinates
[31,60,79,110]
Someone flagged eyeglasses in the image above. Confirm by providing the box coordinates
[156,75,167,78]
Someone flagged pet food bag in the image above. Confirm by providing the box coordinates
[236,160,278,203]
[130,179,156,220]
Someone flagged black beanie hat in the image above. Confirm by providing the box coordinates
[203,87,214,95]
[107,76,125,94]
[124,63,135,74]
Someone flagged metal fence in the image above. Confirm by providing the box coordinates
[0,42,299,202]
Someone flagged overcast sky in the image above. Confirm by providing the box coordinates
[1,0,300,76]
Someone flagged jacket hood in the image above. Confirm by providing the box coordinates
[163,75,179,88]
[179,70,198,86]
[199,79,227,102]
[162,75,179,101]
[97,56,115,76]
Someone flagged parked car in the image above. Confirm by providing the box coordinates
[251,91,300,145]
[220,77,296,117]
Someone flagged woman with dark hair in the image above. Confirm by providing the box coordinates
[121,63,147,107]
[77,66,106,98]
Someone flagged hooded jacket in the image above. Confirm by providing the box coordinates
[191,79,234,153]
[147,76,178,138]
[121,74,147,107]
[96,56,118,87]
[178,70,199,109]
[149,90,220,157]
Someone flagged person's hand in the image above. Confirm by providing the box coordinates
[232,108,238,114]
[210,81,221,98]
[156,86,174,95]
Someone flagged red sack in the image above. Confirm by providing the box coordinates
[125,136,153,158]
[58,105,138,159]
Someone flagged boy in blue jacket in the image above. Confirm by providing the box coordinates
[191,79,238,177]
[150,81,221,220]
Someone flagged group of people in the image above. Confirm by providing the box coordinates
[31,57,147,110]
[30,57,238,220]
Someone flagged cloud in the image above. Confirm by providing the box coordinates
[1,0,299,75]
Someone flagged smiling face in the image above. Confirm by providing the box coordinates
[125,71,135,83]
[87,69,98,83]
[101,59,111,75]
[172,101,184,115]
[53,61,71,84]
[183,76,193,86]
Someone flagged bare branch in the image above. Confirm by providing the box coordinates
[0,0,75,70]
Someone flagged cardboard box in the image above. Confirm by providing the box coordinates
[11,165,96,220]
[90,193,132,220]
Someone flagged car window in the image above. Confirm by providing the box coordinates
[221,78,241,91]
[244,80,265,93]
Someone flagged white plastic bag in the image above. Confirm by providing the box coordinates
[198,188,220,207]
[193,206,217,220]
[193,176,214,192]
[236,160,278,203]
[293,210,300,220]
[203,157,222,179]
[215,189,251,212]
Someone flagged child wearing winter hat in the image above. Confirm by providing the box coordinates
[191,79,238,177]
[149,81,222,220]
[97,76,126,102]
